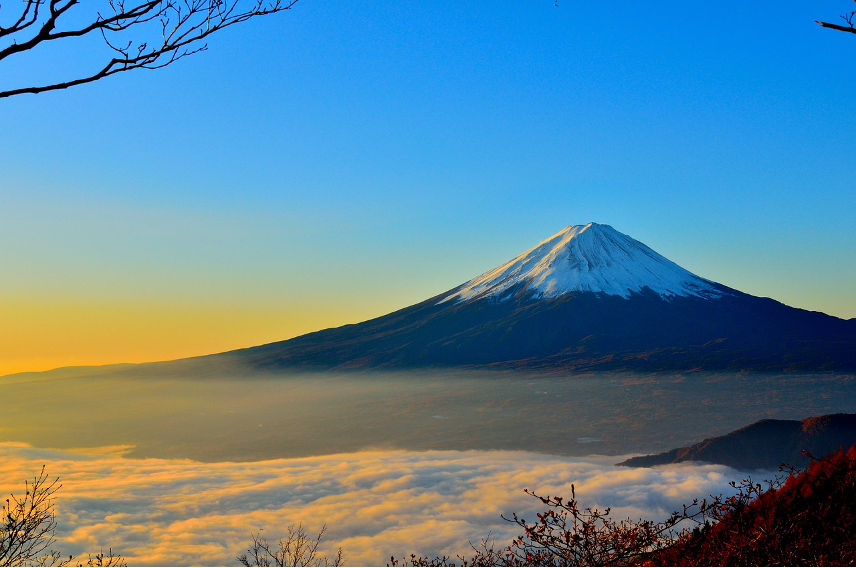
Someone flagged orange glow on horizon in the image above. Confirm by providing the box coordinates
[0,298,389,376]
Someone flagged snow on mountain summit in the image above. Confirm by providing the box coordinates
[440,223,723,304]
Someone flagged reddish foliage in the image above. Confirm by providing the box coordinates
[652,446,856,566]
[393,447,856,566]
[392,485,691,566]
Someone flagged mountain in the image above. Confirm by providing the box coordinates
[439,223,723,303]
[219,222,856,373]
[618,413,856,470]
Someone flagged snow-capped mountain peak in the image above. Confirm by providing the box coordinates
[440,222,723,304]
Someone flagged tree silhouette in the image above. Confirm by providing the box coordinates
[238,523,343,567]
[816,1,856,34]
[1,466,62,566]
[0,0,298,98]
[0,467,125,567]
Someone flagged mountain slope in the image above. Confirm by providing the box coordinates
[441,223,722,302]
[217,223,856,373]
[650,446,856,566]
[618,413,856,470]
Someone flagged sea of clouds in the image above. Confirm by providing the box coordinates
[0,442,754,566]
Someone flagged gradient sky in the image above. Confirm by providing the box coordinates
[1,1,854,375]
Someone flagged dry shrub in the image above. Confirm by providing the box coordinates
[393,447,856,567]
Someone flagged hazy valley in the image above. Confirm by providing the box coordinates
[4,366,856,462]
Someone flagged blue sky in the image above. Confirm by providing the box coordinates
[1,0,854,372]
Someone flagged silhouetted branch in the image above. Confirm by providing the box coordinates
[816,1,856,34]
[0,0,299,98]
[0,466,61,567]
[1,468,126,567]
[238,523,343,567]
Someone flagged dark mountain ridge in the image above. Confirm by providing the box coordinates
[217,281,856,374]
[209,223,855,374]
[619,413,856,470]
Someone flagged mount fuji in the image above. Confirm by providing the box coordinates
[439,223,723,303]
[222,223,856,373]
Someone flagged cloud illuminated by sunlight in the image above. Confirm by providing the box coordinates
[0,443,751,566]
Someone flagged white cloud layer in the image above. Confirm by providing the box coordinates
[0,443,749,566]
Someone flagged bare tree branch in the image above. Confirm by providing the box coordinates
[816,0,856,35]
[238,524,343,567]
[0,466,61,567]
[816,19,856,34]
[1,468,126,567]
[0,0,299,98]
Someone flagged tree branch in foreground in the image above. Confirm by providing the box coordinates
[238,523,344,567]
[0,0,299,98]
[816,1,856,35]
[1,467,126,567]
